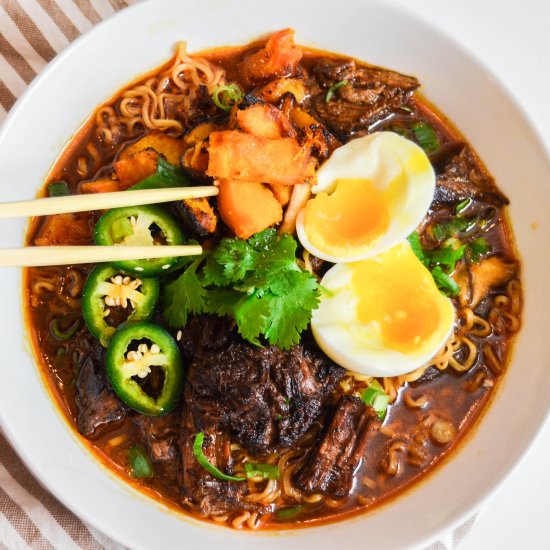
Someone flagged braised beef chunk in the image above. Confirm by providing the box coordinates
[179,410,267,517]
[133,409,180,463]
[176,314,234,360]
[311,59,419,138]
[434,144,509,206]
[75,356,126,437]
[295,396,380,498]
[184,319,345,454]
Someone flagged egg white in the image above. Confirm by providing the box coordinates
[311,245,456,378]
[296,131,435,263]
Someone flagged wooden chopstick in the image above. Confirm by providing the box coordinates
[0,186,218,218]
[0,245,203,267]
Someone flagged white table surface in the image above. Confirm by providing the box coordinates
[402,1,550,548]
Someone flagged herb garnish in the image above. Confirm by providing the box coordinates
[162,229,321,349]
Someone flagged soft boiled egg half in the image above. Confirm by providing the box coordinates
[296,131,455,377]
[296,131,435,263]
[311,243,455,377]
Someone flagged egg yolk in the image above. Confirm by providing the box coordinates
[303,178,389,251]
[351,244,448,353]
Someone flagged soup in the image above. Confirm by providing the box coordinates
[24,29,521,529]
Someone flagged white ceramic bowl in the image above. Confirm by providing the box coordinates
[1,1,549,548]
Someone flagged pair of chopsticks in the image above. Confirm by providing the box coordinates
[0,186,218,267]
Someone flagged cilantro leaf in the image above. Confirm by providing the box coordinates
[204,237,258,286]
[204,288,242,317]
[233,293,271,346]
[248,228,279,251]
[162,260,207,328]
[262,271,320,349]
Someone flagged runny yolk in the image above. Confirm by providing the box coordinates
[351,244,449,353]
[303,178,390,253]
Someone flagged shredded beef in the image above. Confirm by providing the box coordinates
[310,59,419,138]
[75,356,126,437]
[184,324,345,455]
[295,396,380,498]
[179,409,267,517]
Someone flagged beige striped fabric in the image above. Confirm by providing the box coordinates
[0,1,135,546]
[0,2,477,548]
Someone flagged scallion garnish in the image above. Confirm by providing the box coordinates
[326,79,349,102]
[50,316,81,341]
[455,198,471,214]
[412,122,439,154]
[432,216,478,241]
[407,231,428,266]
[276,505,304,520]
[244,462,279,480]
[408,231,462,297]
[466,237,491,263]
[212,83,244,112]
[47,181,70,197]
[127,445,154,478]
[361,380,390,420]
[427,245,466,270]
[430,266,460,297]
[193,432,245,482]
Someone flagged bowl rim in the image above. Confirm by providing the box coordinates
[1,1,550,548]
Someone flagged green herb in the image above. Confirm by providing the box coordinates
[50,316,81,341]
[432,216,477,241]
[408,231,462,296]
[127,446,154,478]
[412,122,439,153]
[426,245,466,270]
[212,83,244,112]
[326,79,349,102]
[163,259,207,328]
[407,231,428,266]
[193,432,245,482]
[361,380,390,420]
[276,505,304,520]
[244,463,280,480]
[163,229,321,349]
[130,157,190,190]
[430,266,460,296]
[47,181,70,197]
[466,237,491,263]
[455,198,471,214]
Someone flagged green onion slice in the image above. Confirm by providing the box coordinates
[432,216,478,241]
[212,83,245,112]
[47,181,70,197]
[193,432,245,482]
[407,231,428,266]
[412,122,439,154]
[244,462,279,480]
[326,79,349,102]
[127,445,154,478]
[276,505,304,520]
[50,316,81,341]
[427,245,465,270]
[467,237,491,263]
[455,198,471,214]
[361,380,390,420]
[431,266,460,297]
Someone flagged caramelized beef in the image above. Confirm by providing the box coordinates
[434,144,508,206]
[295,396,380,498]
[75,356,126,437]
[311,59,419,138]
[176,314,235,360]
[183,318,345,454]
[179,409,267,516]
[133,409,180,463]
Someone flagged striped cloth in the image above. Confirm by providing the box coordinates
[0,2,477,548]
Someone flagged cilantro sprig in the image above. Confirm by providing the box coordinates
[162,229,321,349]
